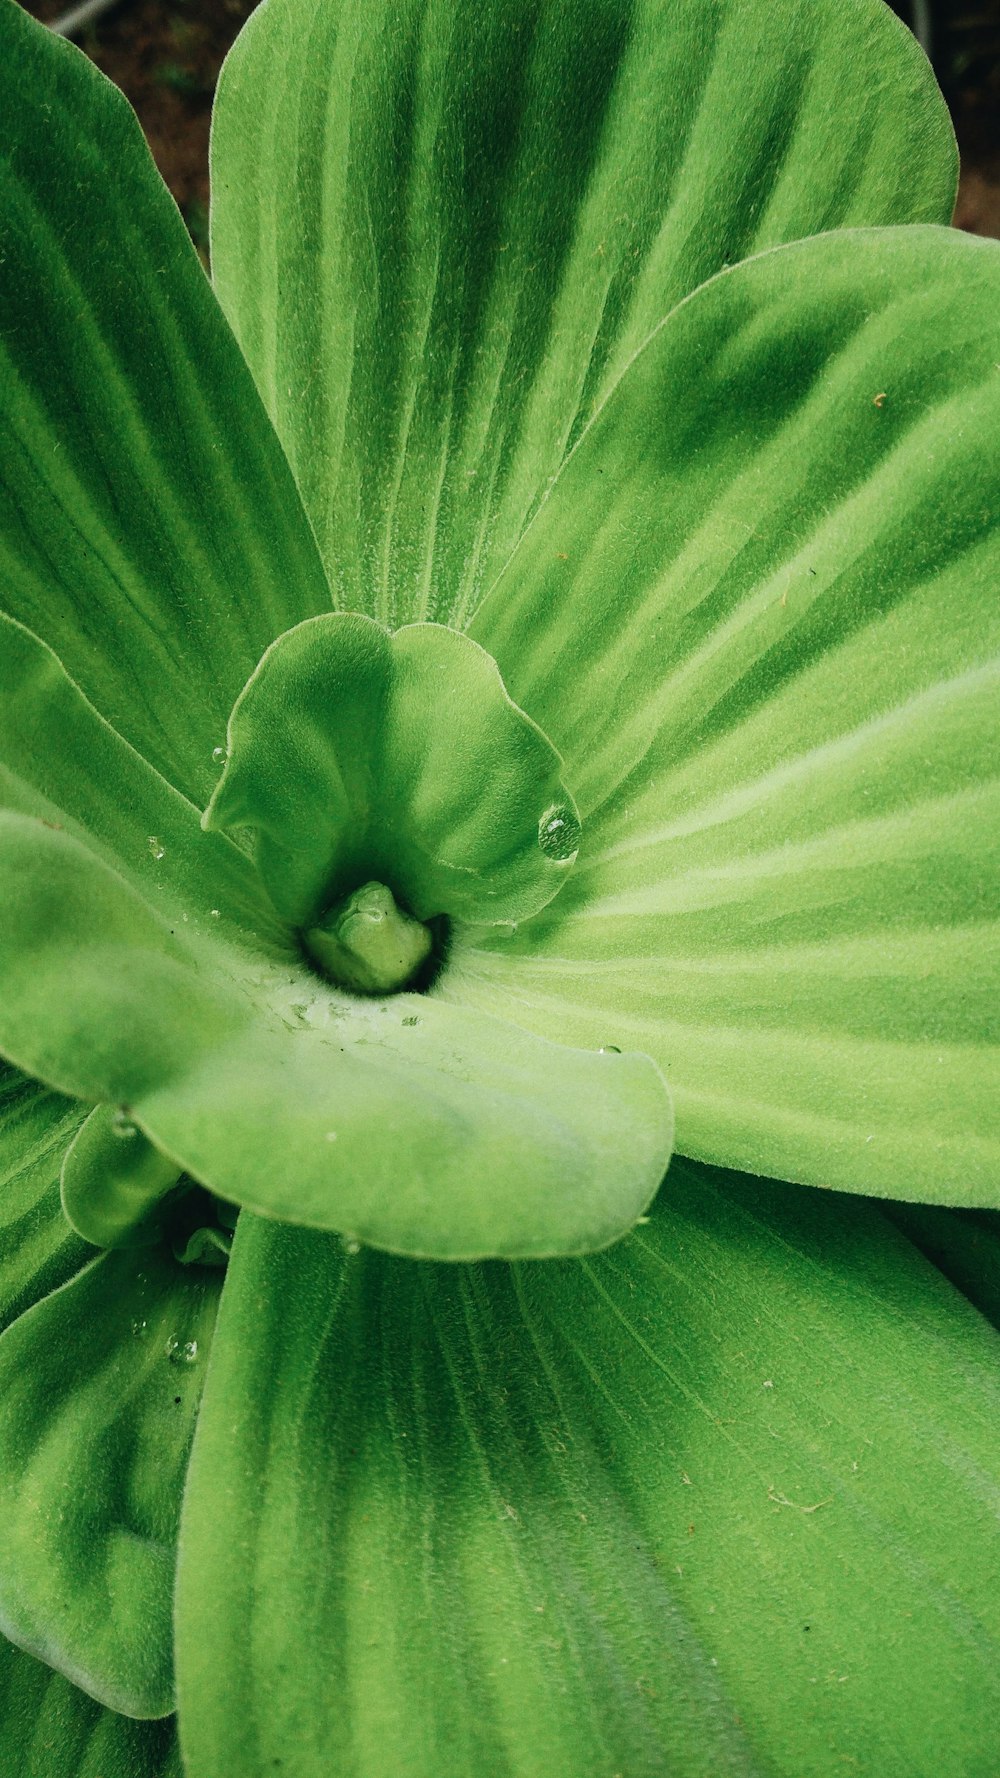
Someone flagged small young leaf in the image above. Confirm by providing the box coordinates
[61,1106,183,1252]
[203,613,580,929]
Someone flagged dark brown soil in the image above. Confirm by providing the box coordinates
[18,0,1000,244]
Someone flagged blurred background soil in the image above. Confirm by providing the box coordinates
[19,0,1000,249]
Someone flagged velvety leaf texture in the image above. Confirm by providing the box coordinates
[210,0,955,626]
[176,1166,1000,1778]
[457,225,1000,1208]
[0,0,995,1773]
[0,0,332,806]
[0,1636,180,1778]
[0,1067,89,1335]
[0,1248,221,1716]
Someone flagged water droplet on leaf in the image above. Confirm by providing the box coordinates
[599,1045,622,1055]
[212,745,227,764]
[209,908,221,919]
[340,1235,361,1257]
[324,1130,338,1143]
[111,1108,138,1140]
[165,1336,199,1366]
[538,804,581,860]
[147,836,165,860]
[130,1318,147,1336]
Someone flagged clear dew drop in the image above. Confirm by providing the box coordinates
[324,1130,338,1143]
[111,1108,138,1140]
[211,745,227,764]
[538,804,581,861]
[209,908,221,919]
[130,1318,148,1336]
[340,1235,361,1256]
[165,1336,199,1366]
[599,1045,622,1055]
[147,836,165,861]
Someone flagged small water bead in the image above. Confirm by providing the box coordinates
[538,804,581,861]
[340,1236,362,1257]
[165,1336,199,1366]
[111,1108,138,1140]
[599,1045,622,1055]
[130,1318,148,1336]
[324,1131,338,1143]
[211,745,227,765]
[209,909,221,919]
[147,836,165,861]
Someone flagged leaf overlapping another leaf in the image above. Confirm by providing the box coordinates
[456,225,1000,1206]
[0,0,997,1771]
[210,0,957,626]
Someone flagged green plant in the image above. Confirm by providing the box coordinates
[0,0,997,1772]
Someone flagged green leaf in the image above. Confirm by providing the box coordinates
[0,1635,181,1778]
[0,1247,221,1718]
[204,613,580,928]
[0,1068,89,1334]
[0,813,670,1259]
[137,996,671,1258]
[883,1204,1000,1330]
[0,0,331,805]
[61,1107,183,1251]
[0,812,244,1106]
[210,0,954,628]
[0,611,279,939]
[175,1165,1000,1778]
[457,224,1000,1207]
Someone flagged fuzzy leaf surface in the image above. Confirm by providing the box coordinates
[0,0,331,805]
[176,1164,1000,1778]
[458,225,1000,1206]
[0,1637,180,1778]
[210,0,955,626]
[204,613,580,926]
[0,1249,221,1717]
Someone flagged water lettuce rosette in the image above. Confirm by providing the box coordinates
[0,0,998,1773]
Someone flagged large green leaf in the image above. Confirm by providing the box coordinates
[456,224,1000,1207]
[0,0,331,805]
[0,1247,221,1717]
[210,0,954,628]
[0,811,670,1260]
[0,1067,88,1335]
[0,1636,180,1778]
[175,1162,1000,1778]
